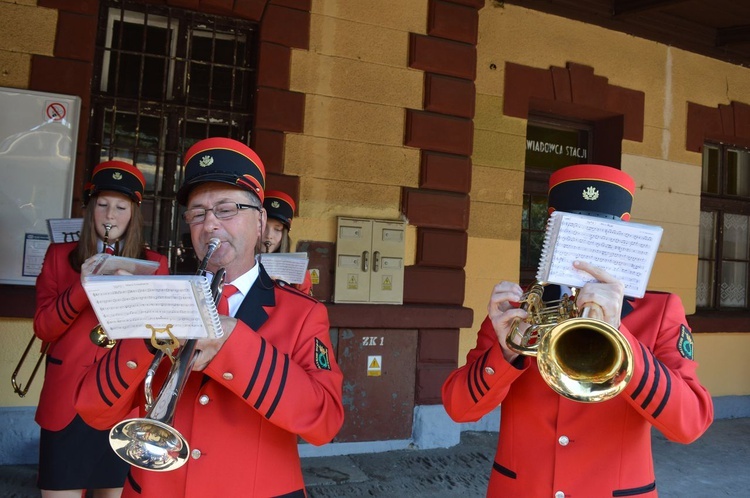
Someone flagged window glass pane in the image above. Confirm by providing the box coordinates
[102,111,161,192]
[696,260,714,307]
[529,231,545,273]
[530,195,548,230]
[701,145,720,194]
[720,262,748,308]
[521,194,548,272]
[726,148,750,197]
[188,30,249,106]
[105,15,172,99]
[722,213,750,260]
[698,211,716,259]
[521,195,530,230]
[520,232,529,268]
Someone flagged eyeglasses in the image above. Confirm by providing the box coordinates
[182,202,260,225]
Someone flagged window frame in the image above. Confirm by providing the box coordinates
[691,142,750,332]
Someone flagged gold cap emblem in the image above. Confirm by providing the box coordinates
[199,155,214,167]
[112,172,123,180]
[271,200,280,208]
[582,186,599,201]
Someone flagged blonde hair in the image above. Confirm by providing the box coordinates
[68,195,146,271]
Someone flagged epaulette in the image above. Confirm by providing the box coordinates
[275,279,318,303]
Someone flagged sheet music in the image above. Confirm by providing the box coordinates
[46,218,84,243]
[82,275,222,340]
[259,252,309,284]
[537,211,663,298]
[89,254,161,276]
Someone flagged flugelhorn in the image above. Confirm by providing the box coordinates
[108,237,225,471]
[91,223,116,348]
[506,281,634,403]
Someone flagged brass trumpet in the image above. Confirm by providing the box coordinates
[506,281,634,403]
[108,237,225,471]
[91,223,116,348]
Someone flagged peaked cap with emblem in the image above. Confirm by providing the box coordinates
[177,137,266,206]
[263,190,296,230]
[548,164,636,220]
[83,160,146,206]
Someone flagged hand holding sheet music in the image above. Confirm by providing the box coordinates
[536,211,663,298]
[259,252,309,284]
[87,254,161,276]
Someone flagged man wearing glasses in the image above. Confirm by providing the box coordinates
[76,137,344,497]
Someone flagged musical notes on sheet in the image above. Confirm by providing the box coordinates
[537,211,663,298]
[82,275,223,340]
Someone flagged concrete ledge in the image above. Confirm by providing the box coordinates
[0,407,37,465]
[713,395,750,419]
[299,438,413,458]
[3,395,747,465]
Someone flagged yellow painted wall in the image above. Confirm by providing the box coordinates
[0,0,56,88]
[288,2,427,248]
[695,334,750,396]
[0,0,56,408]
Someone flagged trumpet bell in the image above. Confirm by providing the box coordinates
[538,317,634,403]
[109,418,189,471]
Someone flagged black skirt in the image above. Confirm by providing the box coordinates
[38,415,130,490]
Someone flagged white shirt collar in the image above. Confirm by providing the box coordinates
[214,262,259,317]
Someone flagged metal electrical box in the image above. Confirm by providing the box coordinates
[334,217,405,304]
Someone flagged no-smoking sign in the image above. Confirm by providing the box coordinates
[45,102,67,121]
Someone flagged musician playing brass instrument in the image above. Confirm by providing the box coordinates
[442,164,713,497]
[34,161,168,498]
[75,138,344,498]
[261,189,313,296]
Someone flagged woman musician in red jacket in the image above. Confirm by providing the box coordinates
[34,161,168,498]
[261,189,313,296]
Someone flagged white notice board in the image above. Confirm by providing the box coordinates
[0,87,81,285]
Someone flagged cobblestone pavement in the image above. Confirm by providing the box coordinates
[2,417,748,497]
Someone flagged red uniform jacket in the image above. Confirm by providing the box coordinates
[442,291,713,497]
[75,265,344,498]
[295,270,313,296]
[34,242,168,431]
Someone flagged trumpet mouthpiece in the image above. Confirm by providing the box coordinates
[208,238,221,251]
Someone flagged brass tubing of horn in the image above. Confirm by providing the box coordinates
[11,336,50,397]
[90,223,117,348]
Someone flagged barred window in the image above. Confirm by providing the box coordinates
[697,143,750,310]
[89,0,258,273]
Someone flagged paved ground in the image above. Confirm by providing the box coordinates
[2,417,748,497]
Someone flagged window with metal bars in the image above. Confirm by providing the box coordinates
[88,0,259,274]
[697,143,750,310]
